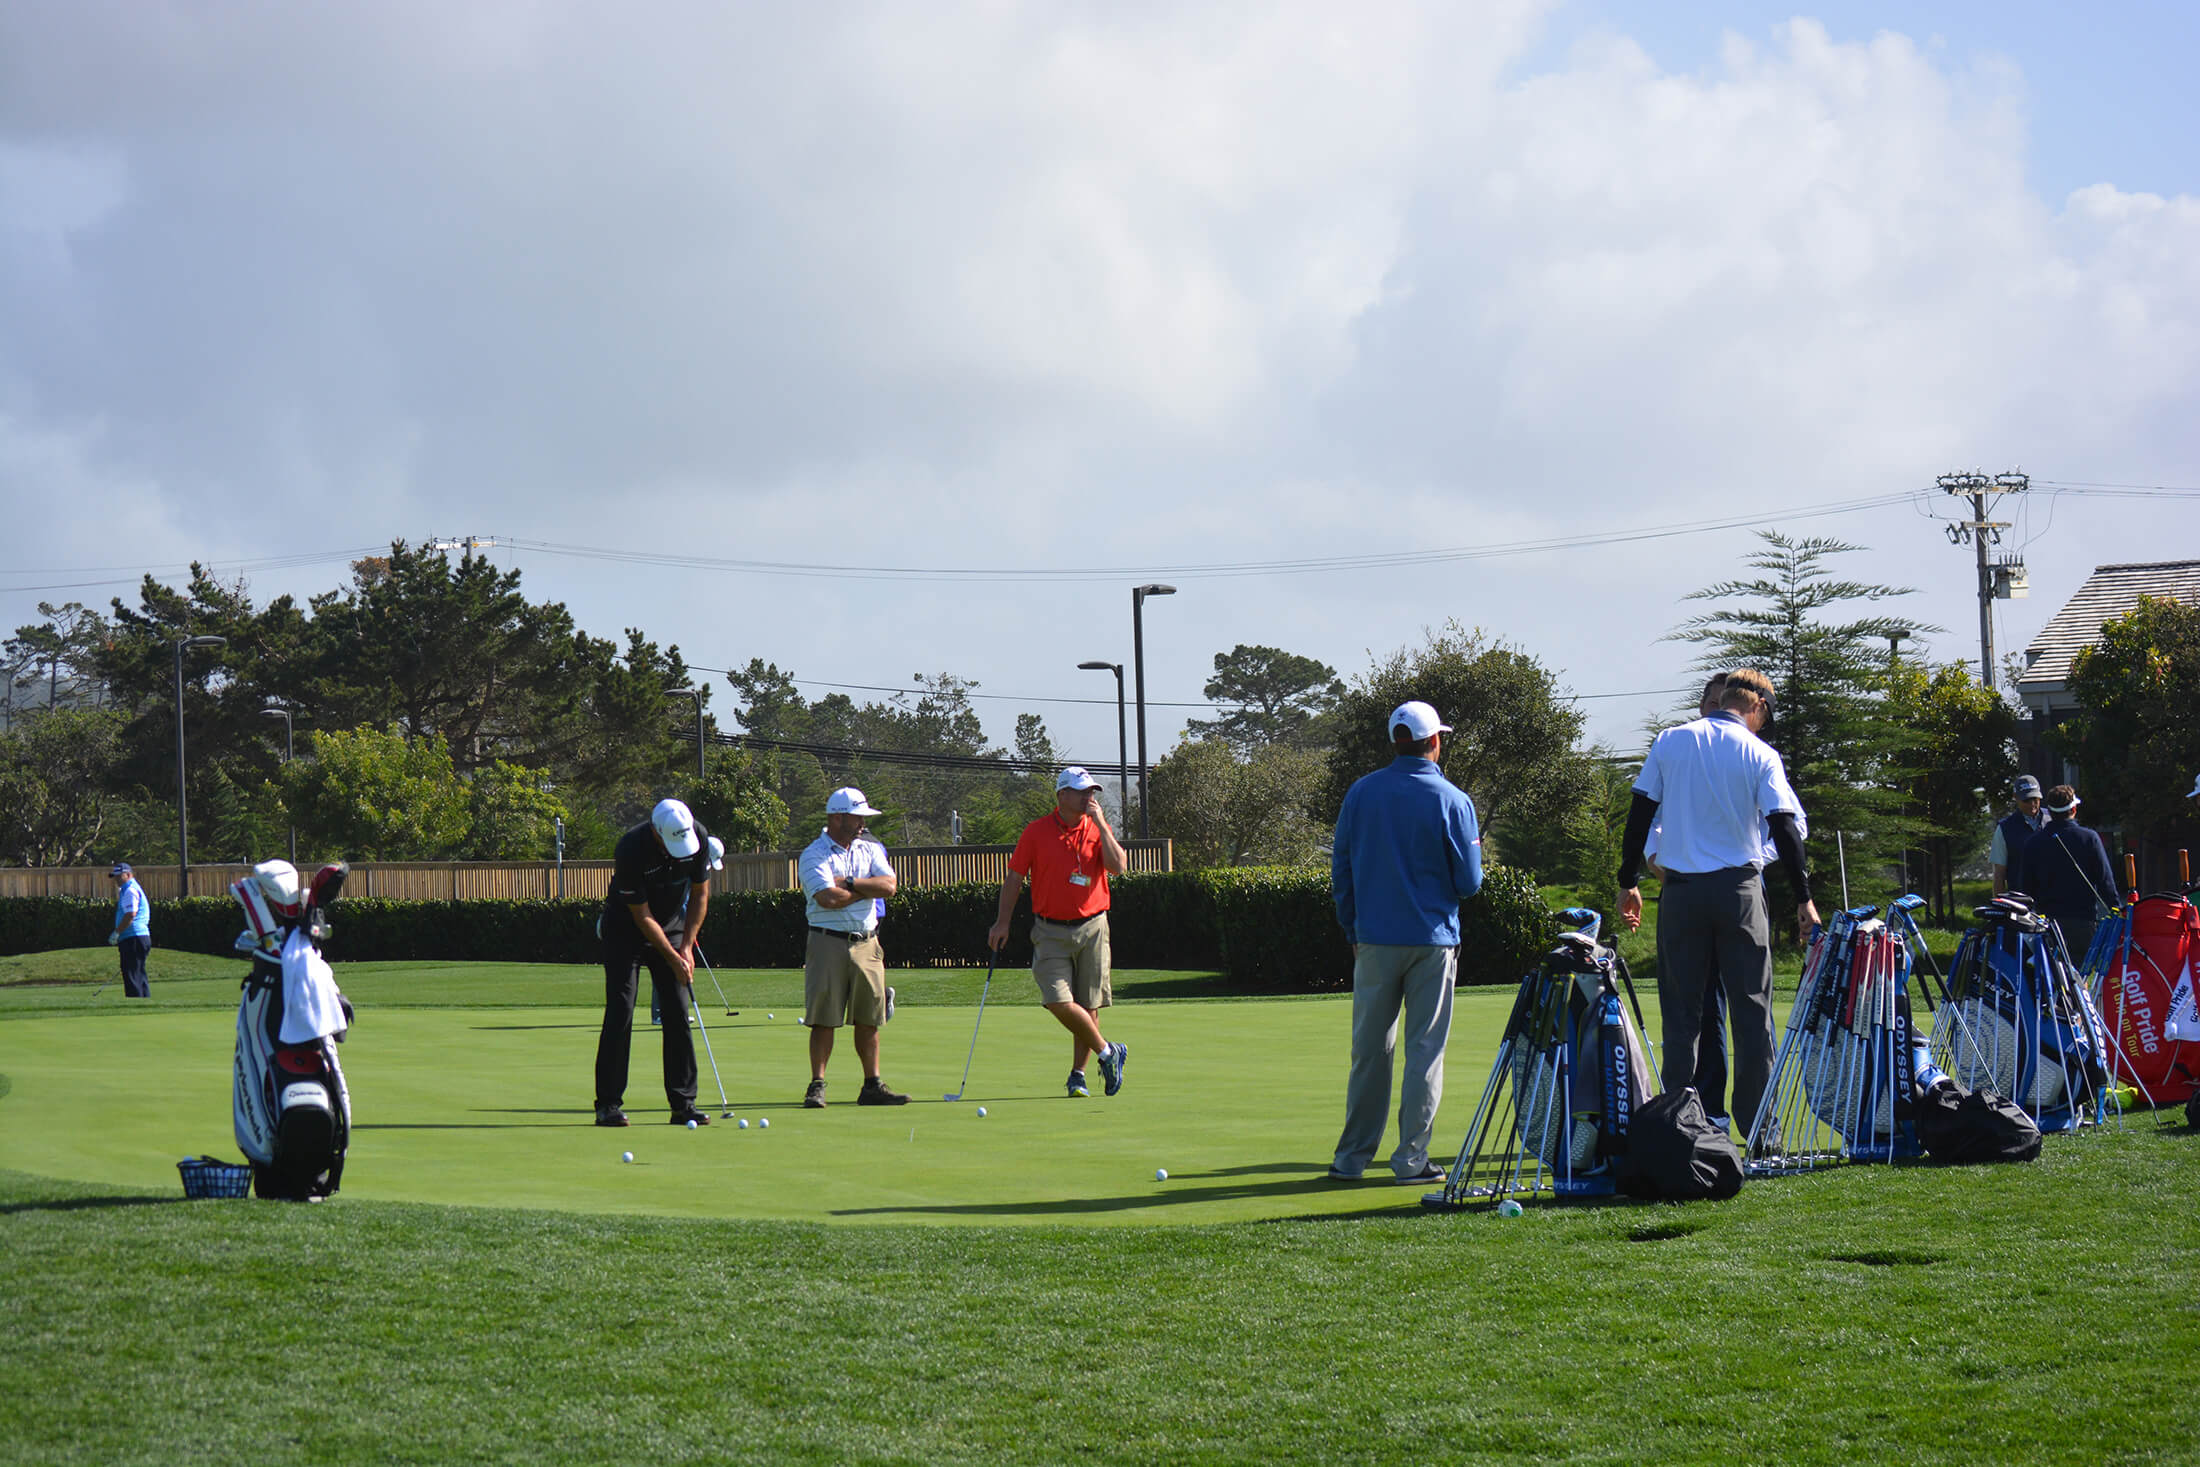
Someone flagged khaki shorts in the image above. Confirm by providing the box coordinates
[803,930,888,1028]
[1032,914,1111,1010]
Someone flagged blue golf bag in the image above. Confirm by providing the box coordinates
[1426,909,1658,1208]
[1933,895,2110,1133]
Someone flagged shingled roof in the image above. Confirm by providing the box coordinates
[2018,559,2200,698]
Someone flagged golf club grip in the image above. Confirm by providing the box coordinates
[2181,850,2191,888]
[2126,852,2138,895]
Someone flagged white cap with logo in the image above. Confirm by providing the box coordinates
[651,798,701,859]
[1387,701,1452,741]
[827,787,883,816]
[1056,766,1101,792]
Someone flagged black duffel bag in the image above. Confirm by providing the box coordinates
[1914,1081,2041,1164]
[1617,1087,1743,1201]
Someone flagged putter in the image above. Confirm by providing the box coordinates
[689,983,732,1117]
[696,945,736,1016]
[944,945,1000,1102]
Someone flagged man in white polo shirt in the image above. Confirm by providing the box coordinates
[799,788,907,1108]
[1617,669,1818,1148]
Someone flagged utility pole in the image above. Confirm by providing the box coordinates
[426,535,499,556]
[1936,470,2029,688]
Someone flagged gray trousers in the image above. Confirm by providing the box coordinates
[1333,944,1456,1178]
[1655,868,1776,1135]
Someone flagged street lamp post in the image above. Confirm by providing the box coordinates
[173,635,228,898]
[668,687,705,780]
[1130,584,1176,837]
[259,707,296,866]
[1077,660,1128,825]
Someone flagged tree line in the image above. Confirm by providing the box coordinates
[5,533,2192,913]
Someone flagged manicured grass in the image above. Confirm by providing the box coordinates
[4,955,2196,1463]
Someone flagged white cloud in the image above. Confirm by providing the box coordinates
[0,5,2194,758]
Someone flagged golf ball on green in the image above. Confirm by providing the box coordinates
[1155,1168,1168,1182]
[686,1119,697,1130]
[767,1012,775,1019]
[975,1107,987,1118]
[758,1118,770,1129]
[621,1151,634,1164]
[738,1118,749,1129]
[1497,1198,1524,1218]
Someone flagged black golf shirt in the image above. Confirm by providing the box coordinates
[601,816,713,948]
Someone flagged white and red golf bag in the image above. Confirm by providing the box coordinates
[231,860,354,1201]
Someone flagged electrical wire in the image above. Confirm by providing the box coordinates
[493,490,1924,584]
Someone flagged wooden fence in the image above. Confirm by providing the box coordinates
[0,840,1172,903]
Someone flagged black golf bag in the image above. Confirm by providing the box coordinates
[231,861,354,1201]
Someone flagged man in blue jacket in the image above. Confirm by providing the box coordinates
[1991,775,2048,896]
[2012,784,2120,960]
[1328,701,1484,1183]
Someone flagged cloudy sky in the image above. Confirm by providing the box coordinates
[3,1,2195,767]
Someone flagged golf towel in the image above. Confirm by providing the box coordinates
[278,928,347,1043]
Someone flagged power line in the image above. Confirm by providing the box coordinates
[493,489,1926,584]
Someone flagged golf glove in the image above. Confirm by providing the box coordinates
[107,932,120,946]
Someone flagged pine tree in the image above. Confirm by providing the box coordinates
[1667,533,1935,897]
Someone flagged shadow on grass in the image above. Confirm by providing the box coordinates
[1,1193,186,1215]
[830,1167,1388,1219]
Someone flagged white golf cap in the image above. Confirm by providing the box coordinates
[1388,700,1452,740]
[826,787,883,816]
[2046,789,2080,815]
[707,835,726,871]
[651,798,701,858]
[1056,766,1101,792]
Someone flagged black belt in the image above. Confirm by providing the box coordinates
[1034,913,1105,927]
[808,926,875,942]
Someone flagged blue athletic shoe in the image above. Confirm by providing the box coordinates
[1099,1040,1128,1096]
[1065,1070,1089,1098]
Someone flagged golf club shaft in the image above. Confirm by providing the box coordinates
[696,945,733,1013]
[946,947,999,1099]
[688,981,730,1111]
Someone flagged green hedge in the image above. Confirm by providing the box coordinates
[0,864,1555,993]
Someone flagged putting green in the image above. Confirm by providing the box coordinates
[0,983,1628,1226]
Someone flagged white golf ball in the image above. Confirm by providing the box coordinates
[686,1119,697,1130]
[758,1118,770,1129]
[738,1118,749,1129]
[621,1151,634,1164]
[767,1012,775,1019]
[976,1107,987,1118]
[1155,1168,1168,1182]
[1497,1198,1524,1218]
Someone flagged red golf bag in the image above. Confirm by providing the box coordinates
[2091,890,2200,1106]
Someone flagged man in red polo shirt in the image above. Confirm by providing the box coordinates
[987,767,1131,1097]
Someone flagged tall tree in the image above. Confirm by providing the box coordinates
[2050,595,2200,846]
[1318,623,1591,862]
[1881,661,2018,921]
[1185,645,1344,753]
[1666,532,1934,884]
[1149,737,1325,869]
[0,708,126,865]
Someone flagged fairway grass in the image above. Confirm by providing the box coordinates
[5,956,2198,1463]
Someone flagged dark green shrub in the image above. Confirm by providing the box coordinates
[0,862,1557,991]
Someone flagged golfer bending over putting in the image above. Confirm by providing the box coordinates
[594,798,716,1128]
[987,767,1130,1098]
[1328,701,1484,1183]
